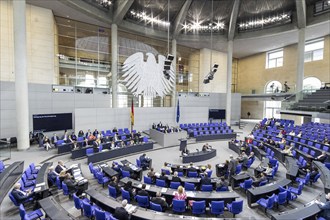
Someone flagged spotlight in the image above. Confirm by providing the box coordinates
[163,70,170,80]
[167,54,174,61]
[203,64,218,84]
[163,54,174,80]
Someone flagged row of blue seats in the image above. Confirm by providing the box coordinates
[180,122,228,128]
[192,130,233,137]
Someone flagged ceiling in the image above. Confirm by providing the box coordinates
[27,0,330,58]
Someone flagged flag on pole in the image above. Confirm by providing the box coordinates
[131,98,134,127]
[176,99,180,123]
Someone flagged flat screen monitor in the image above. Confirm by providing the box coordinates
[209,109,226,120]
[33,113,73,132]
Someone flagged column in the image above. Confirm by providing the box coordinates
[13,0,29,150]
[296,28,305,100]
[226,40,233,126]
[111,24,118,108]
[171,39,177,107]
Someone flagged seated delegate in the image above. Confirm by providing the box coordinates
[202,143,212,151]
[11,182,35,204]
[151,191,168,211]
[139,153,151,170]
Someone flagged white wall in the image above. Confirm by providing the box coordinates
[0,1,55,84]
[198,48,228,93]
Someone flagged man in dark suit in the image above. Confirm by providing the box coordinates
[187,162,197,173]
[11,183,35,204]
[114,200,129,220]
[316,151,327,163]
[158,172,169,187]
[151,191,168,211]
[108,176,120,195]
[310,167,320,180]
[215,177,228,191]
[55,160,67,174]
[199,173,211,188]
[137,184,149,197]
[47,166,58,186]
[228,155,237,181]
[139,153,151,170]
[51,133,59,145]
[181,146,189,156]
[316,193,330,219]
[63,173,84,196]
[171,171,181,183]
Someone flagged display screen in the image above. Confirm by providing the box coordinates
[33,113,73,132]
[209,109,226,119]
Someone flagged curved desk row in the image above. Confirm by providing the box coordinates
[39,196,75,220]
[0,161,24,204]
[270,193,325,220]
[247,178,291,208]
[313,161,330,193]
[120,177,239,204]
[34,162,53,199]
[285,156,299,181]
[182,149,217,163]
[87,188,225,220]
[195,133,237,142]
[87,142,154,163]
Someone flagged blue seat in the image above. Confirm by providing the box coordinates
[9,192,33,206]
[136,159,141,168]
[235,164,242,175]
[121,188,131,203]
[161,169,171,175]
[88,162,97,174]
[257,194,275,212]
[310,173,321,185]
[172,199,186,213]
[55,176,62,189]
[177,172,184,177]
[144,176,152,185]
[96,172,110,187]
[86,148,94,156]
[210,200,224,216]
[296,172,310,185]
[184,182,195,191]
[288,182,304,195]
[156,179,166,187]
[201,184,213,192]
[192,200,205,215]
[150,201,163,212]
[143,137,148,143]
[239,179,253,192]
[121,170,130,178]
[0,160,5,173]
[170,182,181,189]
[135,195,149,208]
[227,200,243,217]
[95,207,112,220]
[259,180,268,187]
[216,186,229,191]
[62,182,71,196]
[82,199,98,218]
[19,204,43,220]
[108,185,117,199]
[206,170,213,177]
[73,193,86,215]
[187,171,198,177]
[275,191,287,207]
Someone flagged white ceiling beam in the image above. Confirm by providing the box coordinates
[173,0,193,38]
[113,0,134,24]
[296,0,306,28]
[228,0,240,40]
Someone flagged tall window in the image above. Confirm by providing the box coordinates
[304,38,324,62]
[265,80,282,93]
[303,77,322,90]
[266,49,283,69]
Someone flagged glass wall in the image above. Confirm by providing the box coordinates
[55,17,111,88]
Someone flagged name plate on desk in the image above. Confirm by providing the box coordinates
[35,182,45,187]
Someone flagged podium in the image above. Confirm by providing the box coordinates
[179,139,187,151]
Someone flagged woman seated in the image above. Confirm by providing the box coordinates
[174,186,187,201]
[43,136,52,151]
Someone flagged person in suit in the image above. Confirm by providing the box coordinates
[228,155,237,181]
[63,173,84,196]
[215,177,228,191]
[92,129,99,137]
[139,153,150,170]
[85,129,92,138]
[238,152,249,169]
[123,181,136,199]
[47,166,58,186]
[316,151,327,163]
[171,171,181,184]
[151,191,168,211]
[181,146,189,156]
[108,176,120,195]
[11,183,35,204]
[112,127,118,133]
[316,193,330,219]
[147,167,156,184]
[114,200,130,220]
[92,138,101,153]
[55,160,67,174]
[51,133,59,145]
[187,162,197,173]
[199,172,211,190]
[202,143,211,152]
[136,184,149,197]
[252,173,267,187]
[310,167,320,180]
[158,171,169,186]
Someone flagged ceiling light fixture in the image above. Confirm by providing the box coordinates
[129,10,170,26]
[238,12,291,32]
[182,20,225,33]
[93,0,112,9]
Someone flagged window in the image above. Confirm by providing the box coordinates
[304,38,324,62]
[265,81,282,94]
[266,49,283,69]
[303,77,322,90]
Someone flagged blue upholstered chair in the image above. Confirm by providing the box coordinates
[227,200,243,217]
[170,182,181,189]
[19,204,43,220]
[135,195,149,208]
[108,185,118,199]
[192,200,206,215]
[150,202,163,212]
[172,199,186,213]
[209,201,224,216]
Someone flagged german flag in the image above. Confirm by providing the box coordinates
[131,98,134,127]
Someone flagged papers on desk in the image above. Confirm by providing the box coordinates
[70,164,78,169]
[137,184,142,188]
[161,188,167,193]
[129,164,138,171]
[145,185,150,190]
[35,182,45,187]
[186,191,195,197]
[125,204,137,214]
[155,172,160,178]
[34,187,41,192]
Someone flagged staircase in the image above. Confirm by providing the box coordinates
[289,89,330,112]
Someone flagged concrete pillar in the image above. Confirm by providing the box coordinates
[296,28,305,100]
[111,24,118,108]
[13,0,30,150]
[171,39,177,107]
[226,40,233,126]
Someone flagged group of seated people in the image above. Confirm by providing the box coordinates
[152,122,182,133]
